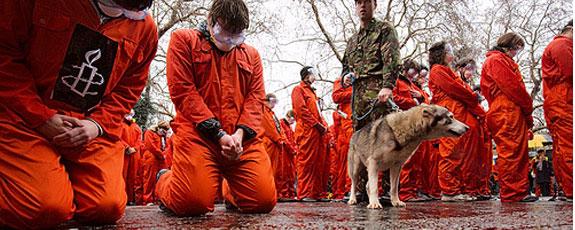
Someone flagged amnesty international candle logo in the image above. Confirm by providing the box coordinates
[61,49,105,97]
[52,24,118,112]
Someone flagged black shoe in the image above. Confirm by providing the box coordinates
[301,197,317,202]
[158,201,177,216]
[417,192,434,201]
[278,198,298,202]
[224,200,239,211]
[520,194,539,202]
[475,194,493,201]
[156,169,169,181]
[379,196,392,205]
[358,192,369,203]
[342,194,350,203]
[317,198,331,202]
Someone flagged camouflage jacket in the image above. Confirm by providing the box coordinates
[341,19,400,89]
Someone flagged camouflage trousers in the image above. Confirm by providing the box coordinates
[351,77,393,131]
[351,77,392,197]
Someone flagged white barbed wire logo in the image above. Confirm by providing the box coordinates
[62,49,105,97]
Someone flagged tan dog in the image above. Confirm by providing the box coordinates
[347,104,469,208]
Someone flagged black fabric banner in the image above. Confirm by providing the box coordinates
[52,23,118,112]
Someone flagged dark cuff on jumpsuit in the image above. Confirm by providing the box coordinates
[236,124,257,142]
[197,118,226,144]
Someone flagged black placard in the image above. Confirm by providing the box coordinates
[52,24,118,112]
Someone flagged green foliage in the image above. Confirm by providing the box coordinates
[133,84,157,129]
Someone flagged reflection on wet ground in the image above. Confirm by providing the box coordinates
[61,200,573,229]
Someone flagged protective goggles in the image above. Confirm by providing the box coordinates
[212,22,246,46]
[97,0,148,20]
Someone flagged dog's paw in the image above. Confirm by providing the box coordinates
[348,198,357,205]
[392,200,406,207]
[367,202,383,209]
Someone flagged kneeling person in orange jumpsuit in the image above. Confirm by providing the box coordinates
[156,0,276,216]
[142,121,170,204]
[0,0,158,228]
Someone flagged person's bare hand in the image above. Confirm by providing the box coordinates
[127,147,137,155]
[230,129,244,155]
[378,87,393,103]
[36,114,77,139]
[219,134,236,159]
[52,119,100,148]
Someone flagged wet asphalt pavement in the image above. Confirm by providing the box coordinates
[61,199,572,229]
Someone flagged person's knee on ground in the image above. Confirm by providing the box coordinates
[74,195,126,225]
[1,190,74,229]
[156,170,216,216]
[235,192,277,214]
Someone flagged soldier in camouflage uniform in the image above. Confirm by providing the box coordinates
[341,0,400,131]
[341,0,400,201]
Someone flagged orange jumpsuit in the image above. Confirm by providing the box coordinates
[481,50,533,202]
[280,118,298,193]
[542,35,573,198]
[164,136,174,169]
[262,106,296,199]
[423,140,442,198]
[429,65,487,197]
[121,121,143,205]
[142,130,167,204]
[331,77,353,199]
[328,121,338,197]
[0,1,157,229]
[292,81,329,200]
[393,76,433,201]
[155,29,276,216]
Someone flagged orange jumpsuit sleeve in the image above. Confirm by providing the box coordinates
[236,49,266,138]
[292,86,320,126]
[392,79,418,110]
[429,67,479,108]
[120,124,131,151]
[88,18,158,140]
[332,78,352,105]
[144,131,164,160]
[0,1,57,128]
[489,59,533,116]
[166,30,216,125]
[134,124,143,150]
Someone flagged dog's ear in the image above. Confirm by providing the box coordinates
[422,105,435,118]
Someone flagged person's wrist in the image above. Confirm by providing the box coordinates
[85,118,103,137]
[217,129,227,141]
[235,128,244,139]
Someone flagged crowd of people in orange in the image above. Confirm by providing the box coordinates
[0,0,572,228]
